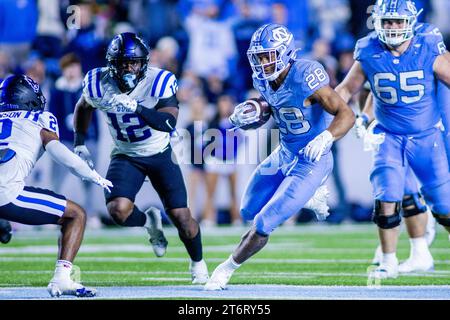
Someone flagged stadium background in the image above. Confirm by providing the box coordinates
[1,0,450,228]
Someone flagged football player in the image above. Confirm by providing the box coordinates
[72,33,208,284]
[356,85,441,273]
[0,75,112,297]
[204,23,355,290]
[335,0,450,279]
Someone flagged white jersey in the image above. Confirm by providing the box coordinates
[82,66,178,157]
[0,110,59,206]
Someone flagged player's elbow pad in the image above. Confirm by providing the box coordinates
[136,105,177,132]
[45,140,97,182]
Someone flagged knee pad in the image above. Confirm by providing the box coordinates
[432,212,450,227]
[402,193,427,218]
[372,200,402,229]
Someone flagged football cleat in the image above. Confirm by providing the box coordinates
[368,262,398,280]
[144,207,168,257]
[0,219,12,244]
[399,250,434,273]
[304,185,330,221]
[204,262,235,291]
[190,259,209,284]
[372,245,383,266]
[47,279,96,298]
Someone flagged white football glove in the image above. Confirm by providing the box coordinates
[354,116,368,139]
[74,145,94,169]
[363,122,386,152]
[303,130,334,162]
[108,94,138,112]
[229,101,259,128]
[90,170,113,193]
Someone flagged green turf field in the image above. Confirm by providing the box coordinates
[1,224,449,288]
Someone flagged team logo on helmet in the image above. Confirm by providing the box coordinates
[24,76,40,94]
[272,27,291,43]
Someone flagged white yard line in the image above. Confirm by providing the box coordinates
[1,243,448,255]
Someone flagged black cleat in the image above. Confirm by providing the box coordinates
[0,219,12,244]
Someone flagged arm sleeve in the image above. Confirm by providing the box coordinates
[45,140,98,183]
[135,105,177,132]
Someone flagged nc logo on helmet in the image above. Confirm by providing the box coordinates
[272,27,291,43]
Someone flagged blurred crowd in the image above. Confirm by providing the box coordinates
[1,0,449,228]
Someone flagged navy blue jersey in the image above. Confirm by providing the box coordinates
[253,58,333,154]
[355,23,447,134]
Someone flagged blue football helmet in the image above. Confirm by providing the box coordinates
[247,24,297,81]
[0,75,46,112]
[106,32,149,91]
[373,0,423,47]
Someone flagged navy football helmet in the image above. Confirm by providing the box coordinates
[247,24,297,81]
[373,0,423,47]
[0,75,46,112]
[106,32,149,91]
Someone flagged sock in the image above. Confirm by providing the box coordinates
[410,237,428,255]
[224,255,241,270]
[382,252,397,266]
[180,228,203,262]
[53,260,72,281]
[122,206,146,227]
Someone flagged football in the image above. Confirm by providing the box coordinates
[239,97,272,130]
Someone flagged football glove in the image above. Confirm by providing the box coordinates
[303,130,334,162]
[363,123,386,152]
[108,94,138,112]
[90,170,113,193]
[354,114,369,139]
[229,102,259,128]
[74,145,94,169]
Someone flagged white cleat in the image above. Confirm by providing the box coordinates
[372,245,383,266]
[47,279,96,297]
[425,209,436,246]
[204,263,235,291]
[399,254,434,273]
[190,259,209,284]
[368,263,398,280]
[304,185,330,221]
[144,207,168,257]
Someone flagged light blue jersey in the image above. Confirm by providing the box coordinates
[356,23,450,214]
[355,23,446,134]
[253,58,333,154]
[241,58,334,235]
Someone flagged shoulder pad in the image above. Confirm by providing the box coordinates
[415,23,447,55]
[354,32,379,61]
[293,59,330,96]
[38,111,59,136]
[149,68,178,98]
[82,68,107,100]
